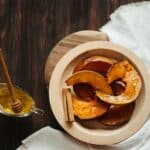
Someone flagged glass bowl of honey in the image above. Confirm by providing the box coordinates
[0,83,44,117]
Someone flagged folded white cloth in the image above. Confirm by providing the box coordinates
[101,1,150,67]
[18,1,150,150]
[17,126,88,150]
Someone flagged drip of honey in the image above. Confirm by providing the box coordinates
[0,84,34,116]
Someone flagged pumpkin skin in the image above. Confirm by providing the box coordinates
[73,83,94,99]
[66,70,113,95]
[101,102,135,126]
[73,56,117,74]
[96,61,142,105]
[111,81,126,96]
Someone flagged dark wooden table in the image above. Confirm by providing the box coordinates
[0,0,143,149]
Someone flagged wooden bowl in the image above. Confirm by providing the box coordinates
[49,41,150,145]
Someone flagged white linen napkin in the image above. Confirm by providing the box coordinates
[101,1,150,67]
[17,126,88,150]
[18,1,150,150]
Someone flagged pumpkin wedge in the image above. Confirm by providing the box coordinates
[72,95,108,119]
[107,61,127,84]
[66,70,113,95]
[73,56,116,99]
[74,56,117,74]
[96,61,142,104]
[101,103,135,126]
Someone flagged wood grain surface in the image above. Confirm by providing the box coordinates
[0,0,143,149]
[44,30,108,86]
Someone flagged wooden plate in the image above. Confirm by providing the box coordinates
[44,30,108,86]
[49,41,150,145]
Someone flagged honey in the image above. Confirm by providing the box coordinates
[0,83,34,116]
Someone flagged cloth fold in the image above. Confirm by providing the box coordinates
[17,126,88,150]
[101,1,150,67]
[18,1,150,150]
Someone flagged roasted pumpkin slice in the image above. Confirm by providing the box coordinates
[72,95,108,119]
[101,103,135,126]
[74,56,117,74]
[96,61,142,104]
[73,83,94,99]
[107,61,127,84]
[66,70,113,95]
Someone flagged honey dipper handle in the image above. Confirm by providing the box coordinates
[0,48,16,102]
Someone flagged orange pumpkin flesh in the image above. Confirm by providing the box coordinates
[64,58,138,125]
[72,95,108,119]
[96,61,142,104]
[107,61,127,84]
[66,70,113,95]
[74,56,117,74]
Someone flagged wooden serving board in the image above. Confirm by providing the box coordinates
[44,30,109,86]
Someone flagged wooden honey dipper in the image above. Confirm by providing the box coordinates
[0,48,22,113]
